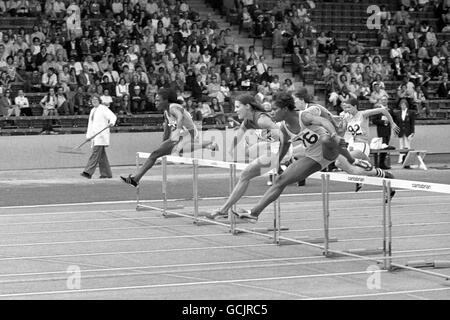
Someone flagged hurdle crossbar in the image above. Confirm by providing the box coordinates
[135,153,450,281]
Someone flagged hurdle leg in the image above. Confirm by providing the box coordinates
[272,173,279,244]
[136,153,140,210]
[387,180,393,271]
[162,156,168,216]
[229,163,237,234]
[418,154,428,170]
[276,194,281,244]
[322,174,331,257]
[382,180,388,270]
[193,159,199,223]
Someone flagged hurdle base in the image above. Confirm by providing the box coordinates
[403,260,450,270]
[194,220,216,226]
[137,204,185,213]
[327,248,384,258]
[234,227,271,234]
[267,227,290,232]
[278,237,338,246]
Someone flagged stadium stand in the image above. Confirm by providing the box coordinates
[0,0,449,136]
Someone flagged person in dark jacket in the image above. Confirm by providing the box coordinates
[437,73,450,98]
[393,98,416,166]
[372,96,395,169]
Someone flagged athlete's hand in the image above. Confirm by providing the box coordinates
[392,124,400,135]
[337,137,348,148]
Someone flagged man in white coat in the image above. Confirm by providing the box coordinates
[81,95,117,179]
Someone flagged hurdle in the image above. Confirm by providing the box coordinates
[135,153,450,282]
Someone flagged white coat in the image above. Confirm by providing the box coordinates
[86,104,117,147]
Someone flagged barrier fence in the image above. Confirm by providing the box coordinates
[135,153,450,282]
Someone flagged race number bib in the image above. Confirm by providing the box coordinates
[297,129,319,148]
[347,123,363,136]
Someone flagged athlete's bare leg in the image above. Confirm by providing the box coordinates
[234,157,323,220]
[208,155,274,219]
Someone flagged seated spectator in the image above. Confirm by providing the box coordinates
[100,89,114,108]
[425,26,438,47]
[347,77,361,98]
[392,57,406,80]
[115,78,129,98]
[240,6,253,32]
[209,97,226,125]
[380,60,393,80]
[362,65,374,84]
[292,46,307,84]
[437,73,450,97]
[369,83,389,106]
[145,78,158,110]
[283,78,296,94]
[40,65,57,91]
[199,101,213,120]
[0,89,18,117]
[219,79,231,101]
[40,88,58,116]
[317,31,333,54]
[269,75,281,93]
[348,33,365,55]
[71,86,87,115]
[130,85,146,113]
[359,80,372,99]
[320,60,334,82]
[78,65,95,89]
[379,5,392,24]
[14,89,30,116]
[390,42,403,60]
[394,5,413,25]
[185,98,202,122]
[118,94,132,115]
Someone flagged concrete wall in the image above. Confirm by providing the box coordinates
[1,125,450,170]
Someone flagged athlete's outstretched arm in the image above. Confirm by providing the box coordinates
[277,125,292,170]
[362,108,400,134]
[302,112,338,138]
[162,121,171,141]
[256,114,282,141]
[301,112,355,162]
[169,105,185,140]
[229,124,247,156]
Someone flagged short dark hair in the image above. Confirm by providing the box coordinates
[158,88,178,103]
[274,92,296,110]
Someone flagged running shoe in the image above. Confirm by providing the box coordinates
[355,183,363,192]
[120,175,139,188]
[353,158,373,171]
[231,208,258,223]
[206,209,228,220]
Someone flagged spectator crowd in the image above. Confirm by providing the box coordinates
[1,0,450,129]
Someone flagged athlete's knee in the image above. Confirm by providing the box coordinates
[239,170,254,182]
[273,174,290,189]
[335,157,345,168]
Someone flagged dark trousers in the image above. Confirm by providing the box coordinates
[373,135,391,168]
[84,146,112,177]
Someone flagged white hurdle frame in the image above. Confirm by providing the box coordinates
[135,153,450,281]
